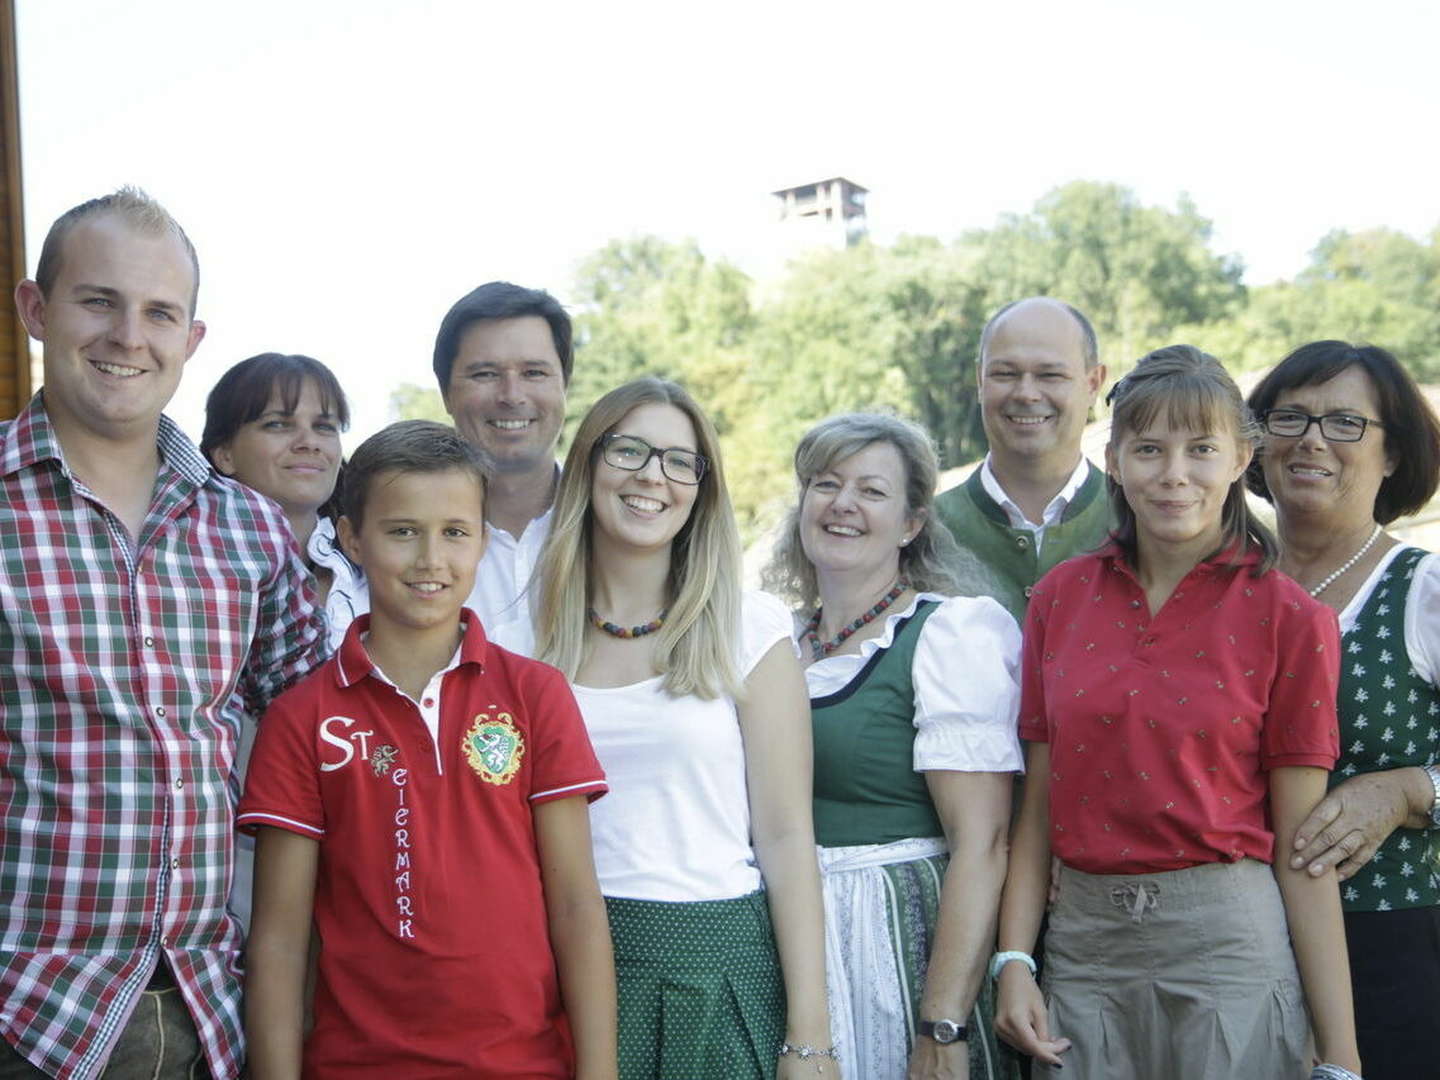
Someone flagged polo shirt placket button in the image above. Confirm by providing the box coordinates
[1016,536,1029,549]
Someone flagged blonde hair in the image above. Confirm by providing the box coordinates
[532,377,743,700]
[36,186,200,314]
[763,412,989,610]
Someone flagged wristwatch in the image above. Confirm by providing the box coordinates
[1423,764,1440,827]
[917,1018,968,1044]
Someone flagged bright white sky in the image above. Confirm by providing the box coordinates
[14,0,1440,446]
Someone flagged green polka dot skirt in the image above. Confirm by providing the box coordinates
[606,891,785,1080]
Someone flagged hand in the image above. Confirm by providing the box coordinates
[994,965,1071,1067]
[777,1051,842,1080]
[1290,769,1419,881]
[907,1035,968,1079]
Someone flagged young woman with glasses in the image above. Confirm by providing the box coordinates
[495,377,836,1080]
[1247,340,1440,1080]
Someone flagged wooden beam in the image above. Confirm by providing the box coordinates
[1,0,31,418]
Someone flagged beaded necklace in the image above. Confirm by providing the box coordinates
[588,608,666,639]
[802,580,909,661]
[1308,524,1382,598]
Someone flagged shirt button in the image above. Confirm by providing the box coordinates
[143,636,155,648]
[174,778,184,790]
[1016,535,1030,548]
[161,935,170,948]
[1023,586,1034,598]
[1130,600,1141,609]
[155,707,166,718]
[423,698,435,709]
[170,857,180,870]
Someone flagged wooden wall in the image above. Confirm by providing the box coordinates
[1,0,30,418]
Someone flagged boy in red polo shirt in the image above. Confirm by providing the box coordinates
[239,421,617,1080]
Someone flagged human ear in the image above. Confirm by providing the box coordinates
[14,280,47,340]
[338,515,362,564]
[212,444,236,477]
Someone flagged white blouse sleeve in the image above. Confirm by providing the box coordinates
[1406,552,1440,686]
[911,596,1025,774]
[740,590,795,678]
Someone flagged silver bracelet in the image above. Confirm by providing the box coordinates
[778,1042,840,1064]
[1311,1065,1362,1080]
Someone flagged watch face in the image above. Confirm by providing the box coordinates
[933,1019,960,1044]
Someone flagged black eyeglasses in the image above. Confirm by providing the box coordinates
[1260,408,1386,443]
[599,433,708,485]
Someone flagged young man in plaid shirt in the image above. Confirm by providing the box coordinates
[1,189,325,1079]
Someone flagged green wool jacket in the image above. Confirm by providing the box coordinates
[934,461,1113,623]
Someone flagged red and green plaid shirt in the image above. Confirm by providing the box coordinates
[0,394,324,1080]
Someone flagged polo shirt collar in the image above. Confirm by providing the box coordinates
[1100,539,1261,583]
[332,609,490,688]
[1,391,214,489]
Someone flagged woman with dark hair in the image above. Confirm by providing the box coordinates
[497,377,835,1079]
[203,353,363,936]
[995,346,1361,1079]
[763,412,1022,1080]
[202,352,364,649]
[1248,340,1440,1080]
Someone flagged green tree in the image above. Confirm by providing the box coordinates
[388,382,450,423]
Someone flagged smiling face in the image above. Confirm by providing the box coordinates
[589,402,702,557]
[212,379,342,520]
[15,212,205,448]
[1108,412,1250,558]
[339,467,487,642]
[979,300,1104,475]
[1260,365,1396,527]
[443,315,566,480]
[800,440,920,581]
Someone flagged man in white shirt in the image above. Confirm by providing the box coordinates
[433,282,571,633]
[935,297,1110,620]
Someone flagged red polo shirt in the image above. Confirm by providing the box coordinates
[238,613,607,1078]
[1020,546,1340,874]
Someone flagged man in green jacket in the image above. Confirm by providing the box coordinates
[936,297,1111,622]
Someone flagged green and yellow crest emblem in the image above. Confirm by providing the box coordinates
[462,712,524,785]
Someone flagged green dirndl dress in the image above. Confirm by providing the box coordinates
[811,599,1021,1080]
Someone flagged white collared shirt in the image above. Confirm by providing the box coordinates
[978,454,1092,554]
[465,503,554,636]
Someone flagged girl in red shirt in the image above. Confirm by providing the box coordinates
[994,345,1363,1079]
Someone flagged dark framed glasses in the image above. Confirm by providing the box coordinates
[1260,408,1385,443]
[599,433,708,485]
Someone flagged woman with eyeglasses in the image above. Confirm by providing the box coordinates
[1247,340,1440,1080]
[496,377,836,1080]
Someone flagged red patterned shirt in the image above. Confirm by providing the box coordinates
[0,395,324,1080]
[1020,544,1340,874]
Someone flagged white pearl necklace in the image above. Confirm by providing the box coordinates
[1308,523,1383,597]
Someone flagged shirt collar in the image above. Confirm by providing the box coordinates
[1100,539,1261,581]
[332,608,489,688]
[978,453,1092,529]
[2,391,214,489]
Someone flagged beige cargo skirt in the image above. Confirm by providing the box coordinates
[1037,858,1311,1079]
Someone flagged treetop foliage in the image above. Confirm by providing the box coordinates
[391,181,1440,541]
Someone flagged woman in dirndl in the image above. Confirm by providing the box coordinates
[994,345,1364,1080]
[1248,340,1440,1080]
[499,376,836,1080]
[764,412,1023,1080]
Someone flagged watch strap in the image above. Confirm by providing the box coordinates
[916,1018,968,1044]
[1423,764,1440,827]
